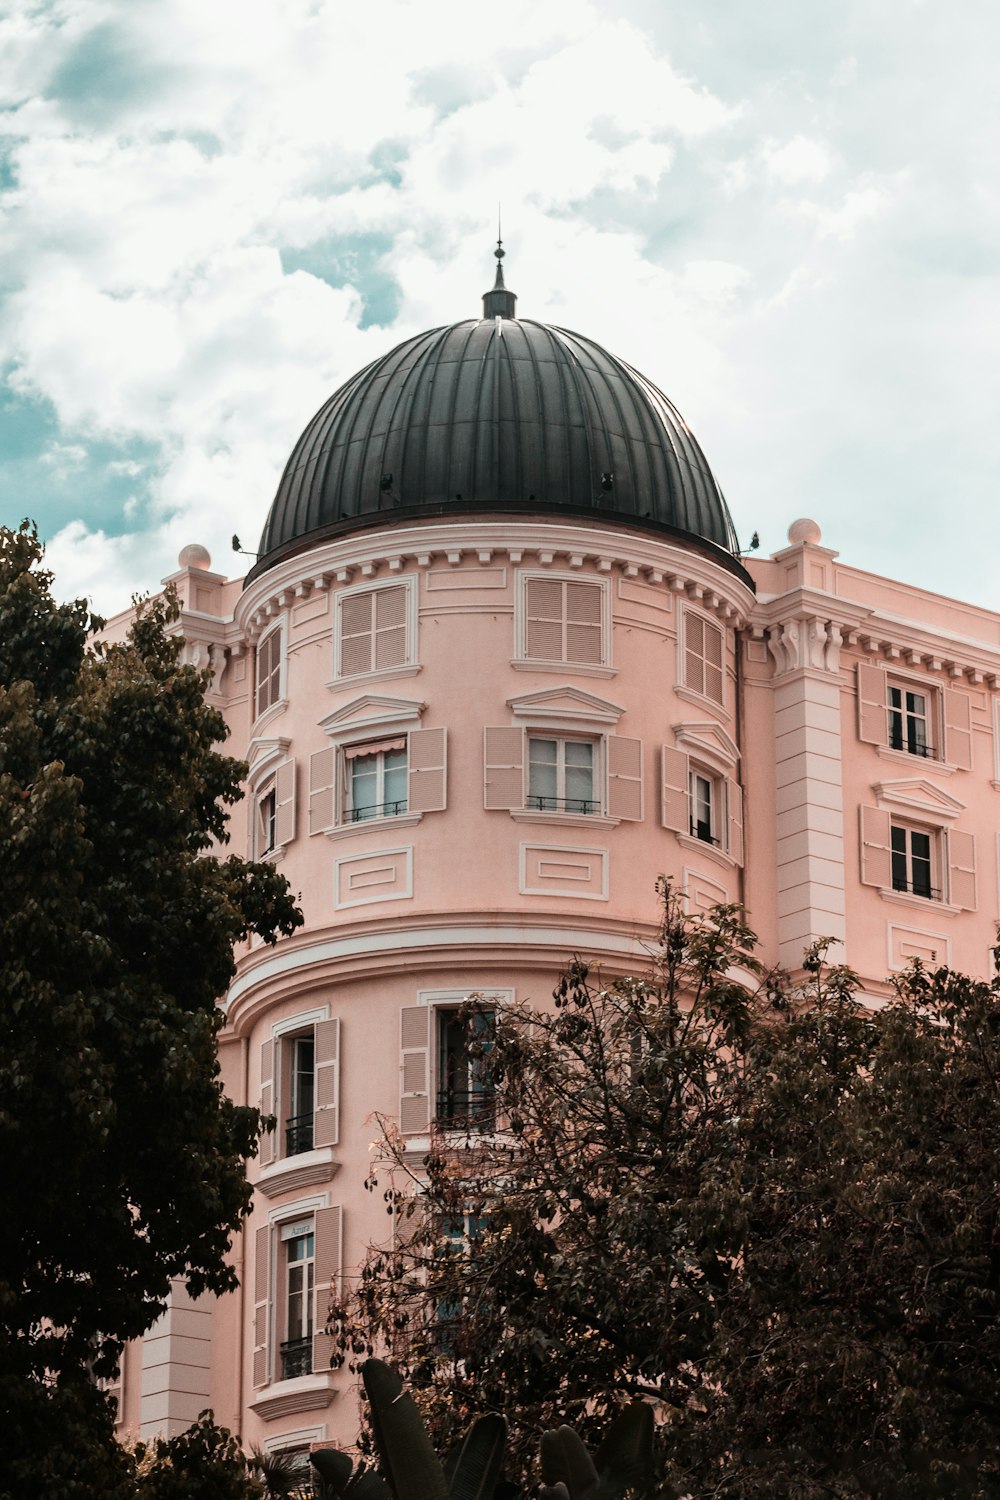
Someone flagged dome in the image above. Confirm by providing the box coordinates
[250,253,744,582]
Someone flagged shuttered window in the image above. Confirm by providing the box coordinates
[684,612,724,705]
[523,577,605,665]
[255,626,282,717]
[337,586,409,677]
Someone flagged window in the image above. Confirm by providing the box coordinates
[661,745,743,864]
[255,626,283,718]
[346,739,408,821]
[308,726,446,834]
[860,804,976,909]
[857,664,973,769]
[259,1018,340,1169]
[483,726,642,821]
[437,1007,495,1130]
[527,736,597,814]
[890,823,935,899]
[683,612,724,705]
[335,583,412,679]
[280,1221,315,1380]
[689,767,718,844]
[519,575,607,666]
[249,755,296,861]
[252,1203,342,1391]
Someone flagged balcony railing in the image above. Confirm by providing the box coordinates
[888,732,933,758]
[350,799,408,822]
[690,820,719,845]
[285,1113,314,1156]
[436,1088,496,1131]
[279,1336,312,1380]
[525,795,599,814]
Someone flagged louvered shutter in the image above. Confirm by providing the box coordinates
[727,778,744,865]
[606,735,643,820]
[374,586,407,669]
[661,747,689,833]
[309,748,336,835]
[409,728,446,813]
[684,613,705,696]
[525,578,565,660]
[339,592,374,676]
[312,1205,342,1374]
[246,781,256,858]
[314,1019,340,1148]
[860,805,892,887]
[942,688,973,770]
[483,728,524,810]
[948,829,977,909]
[703,620,724,704]
[275,759,296,847]
[400,1006,431,1133]
[252,1224,271,1387]
[565,581,603,664]
[259,1039,275,1168]
[107,1354,123,1426]
[857,663,887,745]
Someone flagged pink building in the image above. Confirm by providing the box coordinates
[107,254,1000,1471]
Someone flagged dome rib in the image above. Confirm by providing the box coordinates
[252,314,745,582]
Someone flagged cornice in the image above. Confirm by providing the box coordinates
[233,520,756,644]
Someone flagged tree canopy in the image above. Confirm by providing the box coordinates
[338,883,1000,1498]
[0,523,302,1498]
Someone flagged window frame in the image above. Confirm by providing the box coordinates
[679,609,725,709]
[890,820,937,900]
[526,733,600,816]
[246,740,295,862]
[332,578,418,684]
[399,989,514,1138]
[259,1009,340,1172]
[859,791,977,911]
[253,1197,342,1392]
[254,622,285,722]
[661,725,743,866]
[435,1003,497,1132]
[514,570,613,674]
[857,663,973,771]
[311,698,446,837]
[344,738,410,824]
[279,1218,316,1381]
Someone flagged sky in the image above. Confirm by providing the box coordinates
[1,0,998,618]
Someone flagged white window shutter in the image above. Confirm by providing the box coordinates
[727,778,744,865]
[661,746,689,833]
[409,727,447,813]
[483,727,524,810]
[275,759,296,847]
[860,805,892,887]
[312,1204,342,1374]
[309,748,336,835]
[857,663,887,745]
[948,829,977,910]
[607,735,643,820]
[942,689,973,770]
[252,1224,270,1387]
[564,581,603,664]
[314,1018,340,1148]
[399,1005,431,1133]
[259,1039,275,1167]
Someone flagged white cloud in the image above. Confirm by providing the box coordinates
[763,135,833,185]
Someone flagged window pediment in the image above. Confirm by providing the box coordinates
[506,685,625,728]
[872,778,965,821]
[248,735,291,782]
[672,721,739,772]
[319,694,426,744]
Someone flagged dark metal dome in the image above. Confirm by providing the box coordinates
[251,264,743,582]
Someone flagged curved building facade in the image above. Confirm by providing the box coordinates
[106,255,1000,1467]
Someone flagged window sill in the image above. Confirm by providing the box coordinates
[325,812,423,840]
[256,845,286,866]
[675,832,738,869]
[256,1149,340,1199]
[249,1373,337,1421]
[509,809,620,829]
[674,685,728,719]
[510,658,616,678]
[252,699,289,735]
[327,665,421,690]
[875,745,955,775]
[878,889,960,917]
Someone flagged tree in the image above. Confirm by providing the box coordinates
[0,523,302,1498]
[337,883,1000,1498]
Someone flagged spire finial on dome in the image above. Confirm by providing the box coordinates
[482,214,517,319]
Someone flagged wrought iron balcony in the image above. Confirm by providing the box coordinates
[525,794,599,814]
[690,820,719,845]
[350,798,408,822]
[285,1112,314,1156]
[279,1336,312,1380]
[888,732,932,758]
[436,1088,496,1131]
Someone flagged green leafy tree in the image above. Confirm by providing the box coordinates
[0,523,302,1498]
[338,884,1000,1498]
